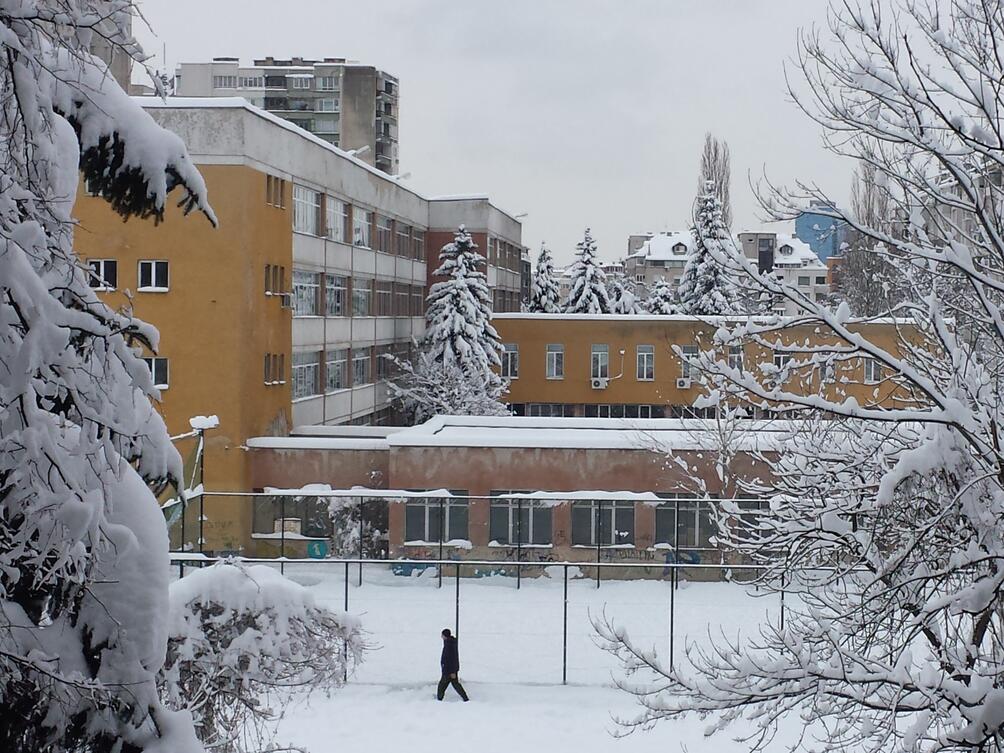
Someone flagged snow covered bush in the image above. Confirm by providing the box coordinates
[563,228,610,314]
[606,272,642,314]
[600,3,1004,753]
[677,181,742,315]
[529,242,561,313]
[161,561,365,753]
[0,3,214,752]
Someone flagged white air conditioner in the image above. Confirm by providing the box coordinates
[676,378,692,389]
[590,377,609,390]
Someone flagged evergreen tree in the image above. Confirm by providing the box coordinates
[529,242,561,313]
[645,277,678,315]
[564,228,610,314]
[0,4,214,751]
[425,225,502,374]
[607,272,642,314]
[677,181,741,315]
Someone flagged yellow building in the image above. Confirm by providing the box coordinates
[494,314,910,417]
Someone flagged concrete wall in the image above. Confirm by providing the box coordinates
[340,67,377,167]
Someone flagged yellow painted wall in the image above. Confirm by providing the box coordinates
[74,164,293,552]
[495,317,910,409]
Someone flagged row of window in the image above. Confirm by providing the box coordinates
[487,237,523,273]
[87,259,169,292]
[291,270,425,318]
[513,404,716,419]
[403,497,723,549]
[292,343,411,399]
[213,74,340,91]
[291,184,427,259]
[501,343,887,385]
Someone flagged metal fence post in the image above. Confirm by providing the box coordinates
[562,563,568,685]
[669,566,676,672]
[595,500,602,589]
[198,428,205,555]
[279,495,286,575]
[357,501,364,587]
[455,562,460,636]
[780,572,786,632]
[516,497,522,591]
[343,560,350,683]
[438,497,444,589]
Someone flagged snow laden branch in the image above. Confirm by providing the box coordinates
[603,3,1004,752]
[160,561,366,753]
[0,3,214,751]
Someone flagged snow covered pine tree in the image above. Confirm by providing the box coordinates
[563,228,610,314]
[677,180,741,315]
[599,3,1004,753]
[529,242,561,313]
[645,277,677,315]
[607,272,642,314]
[390,226,508,420]
[0,4,214,752]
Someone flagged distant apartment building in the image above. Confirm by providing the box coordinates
[75,99,520,551]
[795,200,845,261]
[623,231,692,294]
[175,56,399,174]
[88,12,132,91]
[738,232,830,315]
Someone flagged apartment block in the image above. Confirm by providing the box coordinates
[737,232,830,314]
[175,56,399,174]
[74,99,520,551]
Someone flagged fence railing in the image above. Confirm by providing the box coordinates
[170,555,785,685]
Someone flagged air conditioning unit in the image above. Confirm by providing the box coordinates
[590,377,609,390]
[676,378,692,389]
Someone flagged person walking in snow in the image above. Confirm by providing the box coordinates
[437,628,469,701]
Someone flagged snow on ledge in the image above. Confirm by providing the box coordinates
[189,415,219,430]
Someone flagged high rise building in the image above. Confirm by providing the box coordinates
[795,200,845,261]
[175,56,400,174]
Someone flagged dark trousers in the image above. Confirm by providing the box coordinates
[437,672,469,701]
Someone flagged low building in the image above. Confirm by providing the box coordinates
[493,314,908,418]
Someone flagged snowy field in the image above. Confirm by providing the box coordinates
[220,562,799,752]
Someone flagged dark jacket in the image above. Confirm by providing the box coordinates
[441,636,460,674]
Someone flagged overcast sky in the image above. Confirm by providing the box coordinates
[135,0,852,266]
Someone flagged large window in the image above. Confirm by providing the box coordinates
[591,345,609,379]
[412,230,425,260]
[546,344,564,380]
[315,98,338,112]
[353,207,372,248]
[325,349,348,391]
[679,345,699,379]
[142,356,169,389]
[87,259,117,290]
[212,75,238,89]
[352,279,372,316]
[290,76,312,89]
[292,269,320,316]
[774,352,793,371]
[396,224,411,257]
[326,197,348,242]
[137,260,169,291]
[317,75,339,91]
[527,403,567,417]
[411,286,425,316]
[352,347,372,386]
[292,351,321,399]
[864,358,884,384]
[502,344,519,379]
[324,274,347,316]
[728,345,744,372]
[489,494,552,545]
[405,496,469,542]
[293,185,322,235]
[376,215,393,253]
[655,497,716,549]
[636,344,655,381]
[571,501,635,546]
[374,280,393,316]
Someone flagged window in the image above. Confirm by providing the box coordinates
[571,501,635,546]
[655,496,716,549]
[585,404,612,418]
[502,344,519,379]
[315,98,337,112]
[489,495,552,545]
[635,273,645,283]
[87,259,117,290]
[292,269,320,316]
[212,75,237,89]
[527,403,567,417]
[396,224,411,257]
[352,279,372,316]
[264,353,285,385]
[410,286,424,316]
[680,345,699,379]
[325,349,348,391]
[352,347,372,386]
[374,280,393,316]
[546,344,564,380]
[864,358,884,384]
[376,215,393,253]
[266,175,286,208]
[293,185,322,234]
[353,207,372,248]
[290,76,312,89]
[774,352,793,371]
[637,345,655,381]
[264,75,286,88]
[138,260,168,291]
[315,117,338,134]
[239,75,263,89]
[591,344,609,379]
[326,197,348,242]
[412,230,425,261]
[404,496,469,542]
[375,344,393,381]
[324,274,347,316]
[317,75,339,91]
[292,351,321,399]
[797,275,811,286]
[728,345,744,372]
[815,276,827,285]
[142,357,169,389]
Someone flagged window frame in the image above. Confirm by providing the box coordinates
[87,259,118,291]
[292,269,321,317]
[293,185,322,235]
[324,274,347,317]
[545,344,564,380]
[590,344,609,380]
[142,356,169,390]
[404,497,470,542]
[325,348,349,392]
[501,343,519,379]
[570,501,635,547]
[137,259,169,292]
[680,345,699,379]
[489,494,553,546]
[292,351,322,399]
[636,344,655,381]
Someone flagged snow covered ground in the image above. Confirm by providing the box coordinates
[236,562,796,752]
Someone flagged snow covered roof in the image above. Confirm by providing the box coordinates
[773,234,826,269]
[629,231,694,260]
